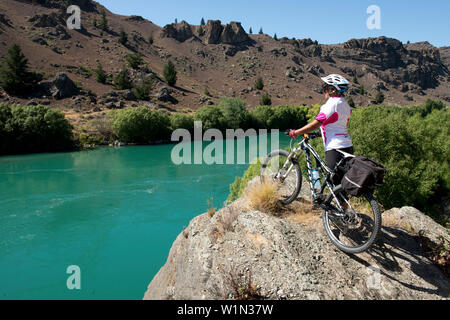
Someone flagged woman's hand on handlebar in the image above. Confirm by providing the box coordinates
[285,129,298,139]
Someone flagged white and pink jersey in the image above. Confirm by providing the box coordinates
[315,97,353,151]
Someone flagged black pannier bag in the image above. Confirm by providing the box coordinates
[341,156,387,196]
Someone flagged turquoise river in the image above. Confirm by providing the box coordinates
[0,134,289,299]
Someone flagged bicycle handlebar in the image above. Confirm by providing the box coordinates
[284,130,321,140]
[304,131,321,139]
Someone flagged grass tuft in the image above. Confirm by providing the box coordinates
[244,180,283,215]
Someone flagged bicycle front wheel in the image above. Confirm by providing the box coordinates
[260,149,302,205]
[322,191,381,254]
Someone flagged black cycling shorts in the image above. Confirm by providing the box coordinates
[325,146,354,185]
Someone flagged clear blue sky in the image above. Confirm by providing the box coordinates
[98,0,449,47]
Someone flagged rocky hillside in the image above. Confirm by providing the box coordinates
[144,178,450,300]
[1,0,449,122]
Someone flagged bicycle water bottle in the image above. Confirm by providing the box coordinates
[312,169,321,191]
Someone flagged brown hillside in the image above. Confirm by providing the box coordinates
[1,0,449,130]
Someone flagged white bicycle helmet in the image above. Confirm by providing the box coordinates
[321,74,349,93]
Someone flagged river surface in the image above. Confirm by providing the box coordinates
[0,134,289,299]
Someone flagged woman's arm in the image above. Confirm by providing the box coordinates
[292,120,322,138]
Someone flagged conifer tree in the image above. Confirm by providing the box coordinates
[99,10,108,31]
[119,29,128,45]
[114,67,132,90]
[95,63,107,84]
[163,60,177,87]
[255,76,264,90]
[0,44,38,95]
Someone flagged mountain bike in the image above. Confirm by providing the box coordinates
[260,131,381,254]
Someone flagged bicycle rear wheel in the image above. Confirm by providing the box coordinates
[260,150,302,205]
[322,191,381,254]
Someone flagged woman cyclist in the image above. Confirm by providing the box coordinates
[287,74,353,185]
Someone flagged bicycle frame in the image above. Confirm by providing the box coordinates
[278,136,350,215]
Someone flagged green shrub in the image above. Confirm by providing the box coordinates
[359,85,365,95]
[254,77,264,90]
[99,10,108,31]
[78,65,92,78]
[405,99,445,117]
[0,44,39,96]
[306,104,320,122]
[112,107,171,143]
[127,53,143,70]
[218,97,251,130]
[250,105,310,130]
[269,105,309,130]
[251,105,274,129]
[347,97,355,108]
[119,29,128,45]
[0,104,74,155]
[348,103,449,214]
[260,93,271,106]
[194,105,225,131]
[132,77,153,100]
[132,82,152,101]
[171,113,194,133]
[148,32,154,44]
[375,91,385,104]
[163,60,177,86]
[114,67,132,90]
[94,63,107,84]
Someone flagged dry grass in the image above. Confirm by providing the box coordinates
[219,206,240,233]
[244,180,283,215]
[206,197,217,218]
[209,206,240,243]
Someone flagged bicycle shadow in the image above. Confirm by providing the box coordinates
[347,225,450,298]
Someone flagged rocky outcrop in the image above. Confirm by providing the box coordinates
[204,20,223,44]
[0,13,12,28]
[220,22,249,45]
[155,86,177,104]
[206,20,250,45]
[160,21,193,42]
[28,12,65,28]
[39,72,79,99]
[327,37,448,89]
[144,180,449,300]
[14,0,97,12]
[124,15,145,23]
[161,20,250,46]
